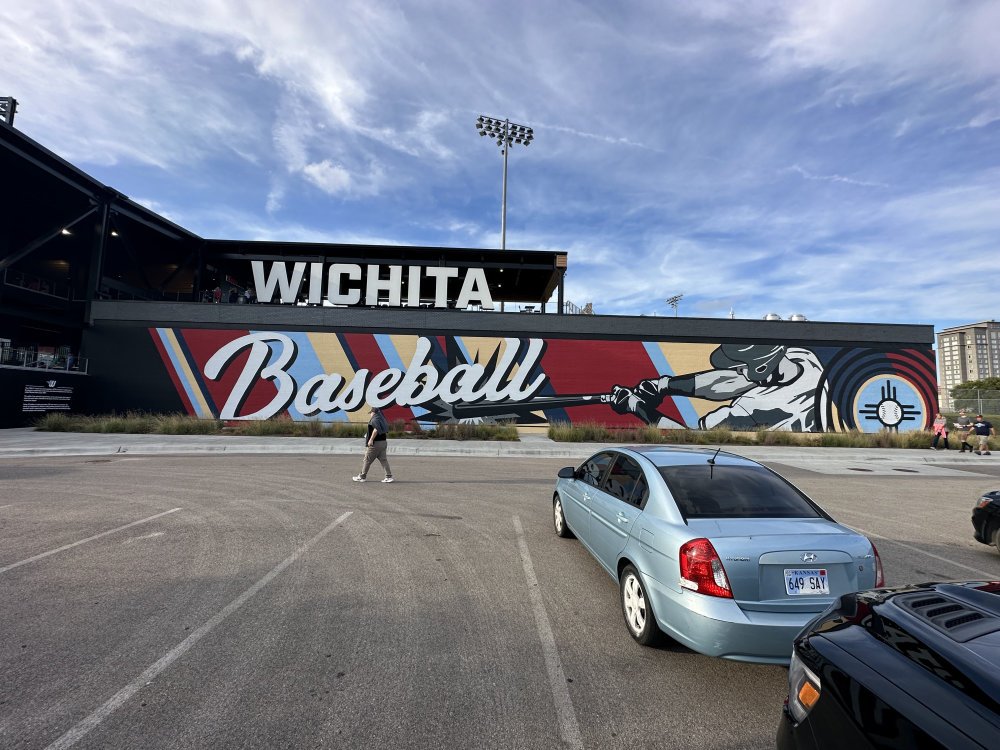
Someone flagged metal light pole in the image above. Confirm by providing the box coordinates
[666,294,683,317]
[477,115,534,311]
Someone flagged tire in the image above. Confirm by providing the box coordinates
[553,495,574,538]
[620,564,661,646]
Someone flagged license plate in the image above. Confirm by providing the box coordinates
[784,569,829,596]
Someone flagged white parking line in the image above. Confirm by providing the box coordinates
[840,519,997,579]
[513,516,583,750]
[43,510,353,750]
[0,508,183,575]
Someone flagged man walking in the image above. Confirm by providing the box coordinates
[354,405,394,482]
[967,415,995,456]
[955,409,975,453]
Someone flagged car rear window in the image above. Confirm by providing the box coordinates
[658,464,823,519]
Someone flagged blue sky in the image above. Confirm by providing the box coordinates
[3,1,998,330]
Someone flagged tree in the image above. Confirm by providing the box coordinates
[950,377,1000,400]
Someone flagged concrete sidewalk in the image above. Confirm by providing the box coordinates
[0,427,994,476]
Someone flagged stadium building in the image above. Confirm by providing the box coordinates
[1,103,937,432]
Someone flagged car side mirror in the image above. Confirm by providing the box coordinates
[557,466,576,479]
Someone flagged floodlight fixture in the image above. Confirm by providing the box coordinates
[665,294,683,317]
[475,115,534,252]
[0,97,16,127]
[476,115,535,312]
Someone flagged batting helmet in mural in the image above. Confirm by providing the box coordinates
[709,344,788,383]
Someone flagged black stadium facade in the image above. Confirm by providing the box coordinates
[1,105,937,432]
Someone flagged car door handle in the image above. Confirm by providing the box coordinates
[616,513,630,524]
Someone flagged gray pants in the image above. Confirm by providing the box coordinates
[360,442,392,479]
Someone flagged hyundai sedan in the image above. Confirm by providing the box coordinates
[551,445,883,664]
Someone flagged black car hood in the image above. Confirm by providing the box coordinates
[807,581,1000,713]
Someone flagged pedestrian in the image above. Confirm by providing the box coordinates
[955,409,975,452]
[353,405,394,482]
[968,415,995,456]
[212,285,222,304]
[930,413,949,450]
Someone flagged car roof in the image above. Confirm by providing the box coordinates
[606,445,760,469]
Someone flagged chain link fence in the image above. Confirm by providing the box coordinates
[950,390,1000,417]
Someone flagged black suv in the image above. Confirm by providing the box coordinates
[777,581,1000,749]
[972,490,1000,553]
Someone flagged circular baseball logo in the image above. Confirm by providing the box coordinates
[876,399,903,426]
[852,376,928,432]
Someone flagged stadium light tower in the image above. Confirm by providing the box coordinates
[666,294,683,317]
[0,97,17,127]
[476,115,534,251]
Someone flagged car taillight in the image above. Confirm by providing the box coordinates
[869,539,884,587]
[679,538,733,598]
[787,647,822,724]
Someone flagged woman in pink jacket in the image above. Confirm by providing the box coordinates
[931,413,949,450]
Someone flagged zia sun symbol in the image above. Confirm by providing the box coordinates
[857,378,919,429]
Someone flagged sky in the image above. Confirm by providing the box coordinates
[3,0,998,331]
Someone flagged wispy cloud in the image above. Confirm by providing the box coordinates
[784,165,889,188]
[3,0,997,331]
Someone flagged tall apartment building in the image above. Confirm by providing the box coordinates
[936,320,1000,409]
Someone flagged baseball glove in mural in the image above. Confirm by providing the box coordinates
[149,329,936,432]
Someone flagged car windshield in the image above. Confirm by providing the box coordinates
[658,464,823,519]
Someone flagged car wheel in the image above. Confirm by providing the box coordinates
[553,495,574,538]
[620,564,661,646]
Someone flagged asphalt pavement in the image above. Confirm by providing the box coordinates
[2,429,998,749]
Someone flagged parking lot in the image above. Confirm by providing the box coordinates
[2,447,999,750]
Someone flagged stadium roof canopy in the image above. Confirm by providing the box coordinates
[0,119,567,347]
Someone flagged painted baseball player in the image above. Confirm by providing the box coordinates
[610,343,828,432]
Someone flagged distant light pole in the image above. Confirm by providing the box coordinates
[477,115,533,249]
[665,294,683,317]
[477,115,534,311]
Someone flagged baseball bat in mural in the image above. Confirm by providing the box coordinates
[420,393,611,422]
[149,330,938,433]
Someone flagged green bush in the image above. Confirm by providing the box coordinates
[547,419,969,449]
[426,421,520,441]
[32,412,518,441]
[31,411,993,449]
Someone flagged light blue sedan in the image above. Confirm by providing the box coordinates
[552,446,884,664]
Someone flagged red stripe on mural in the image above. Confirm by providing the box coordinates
[148,329,196,415]
[179,329,279,418]
[887,350,936,385]
[340,333,412,422]
[540,339,684,426]
[886,351,938,423]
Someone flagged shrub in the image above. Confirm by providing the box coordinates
[427,421,519,441]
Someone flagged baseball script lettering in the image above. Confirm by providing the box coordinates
[204,333,547,420]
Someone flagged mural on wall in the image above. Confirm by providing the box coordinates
[149,329,937,432]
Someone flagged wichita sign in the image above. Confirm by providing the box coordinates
[250,260,496,309]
